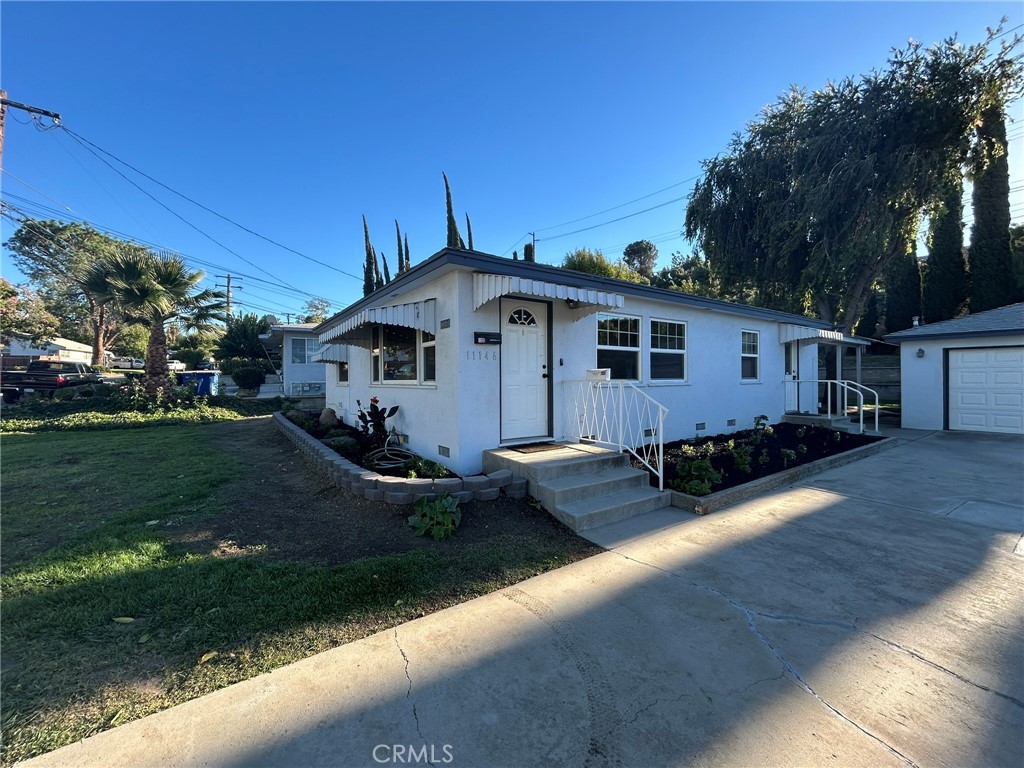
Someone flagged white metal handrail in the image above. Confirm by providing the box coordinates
[786,378,879,434]
[564,380,668,491]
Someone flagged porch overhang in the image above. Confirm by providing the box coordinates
[319,299,436,346]
[473,273,625,313]
[312,344,347,363]
[778,324,845,343]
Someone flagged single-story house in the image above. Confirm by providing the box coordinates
[258,323,327,397]
[314,248,855,477]
[885,303,1024,434]
[1,334,94,366]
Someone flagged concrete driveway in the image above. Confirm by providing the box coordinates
[22,431,1024,768]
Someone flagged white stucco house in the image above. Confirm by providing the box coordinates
[1,334,94,365]
[314,248,853,477]
[885,303,1024,434]
[259,323,327,397]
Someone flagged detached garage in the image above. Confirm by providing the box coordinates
[886,303,1024,434]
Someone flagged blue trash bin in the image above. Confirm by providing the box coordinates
[176,372,220,395]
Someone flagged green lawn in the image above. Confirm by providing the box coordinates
[1,424,596,765]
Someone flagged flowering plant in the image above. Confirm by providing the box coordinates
[356,397,399,447]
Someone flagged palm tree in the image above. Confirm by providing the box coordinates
[83,248,226,396]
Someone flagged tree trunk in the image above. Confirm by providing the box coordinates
[144,322,171,397]
[89,299,105,366]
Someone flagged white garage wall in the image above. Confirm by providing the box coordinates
[900,334,1024,430]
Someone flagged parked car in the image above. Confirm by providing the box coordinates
[1,361,101,403]
[195,360,217,370]
[111,356,145,369]
[167,359,187,372]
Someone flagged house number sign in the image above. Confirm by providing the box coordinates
[466,349,497,361]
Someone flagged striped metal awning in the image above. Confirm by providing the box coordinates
[320,299,436,344]
[312,344,347,363]
[778,324,845,343]
[472,273,624,312]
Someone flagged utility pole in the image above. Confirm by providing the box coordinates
[284,313,293,323]
[0,93,62,171]
[215,274,242,317]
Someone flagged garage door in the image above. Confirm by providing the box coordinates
[948,347,1024,434]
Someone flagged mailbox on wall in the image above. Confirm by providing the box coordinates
[474,332,502,345]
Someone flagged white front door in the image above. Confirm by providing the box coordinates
[501,300,549,440]
[784,341,799,412]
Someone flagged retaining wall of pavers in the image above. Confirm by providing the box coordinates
[272,412,528,505]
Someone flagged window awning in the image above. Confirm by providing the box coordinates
[473,273,624,312]
[312,344,347,363]
[320,299,436,344]
[779,324,845,343]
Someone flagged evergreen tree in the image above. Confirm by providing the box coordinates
[466,214,474,250]
[922,175,968,322]
[395,221,405,274]
[381,252,392,283]
[622,240,659,280]
[443,173,466,249]
[884,239,923,333]
[362,216,375,297]
[403,234,411,272]
[523,242,535,263]
[373,248,383,290]
[968,104,1019,312]
[512,250,519,261]
[854,289,880,338]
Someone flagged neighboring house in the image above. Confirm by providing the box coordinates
[315,248,857,477]
[259,323,327,397]
[885,303,1024,434]
[1,334,94,367]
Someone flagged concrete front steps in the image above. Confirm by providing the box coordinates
[482,443,671,532]
[782,412,881,436]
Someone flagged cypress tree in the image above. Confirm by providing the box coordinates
[512,250,519,261]
[884,240,922,333]
[403,234,411,272]
[443,173,466,249]
[466,214,474,251]
[523,242,535,263]
[922,175,968,322]
[854,289,880,338]
[362,215,375,296]
[373,248,383,290]
[968,104,1019,312]
[395,220,405,274]
[381,252,391,284]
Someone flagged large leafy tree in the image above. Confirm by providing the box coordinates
[685,31,1021,333]
[562,248,648,284]
[84,249,226,396]
[651,251,739,300]
[0,278,60,345]
[968,102,1021,311]
[214,313,271,363]
[3,219,142,364]
[622,240,659,280]
[300,297,332,323]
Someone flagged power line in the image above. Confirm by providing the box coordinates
[535,194,689,243]
[59,127,306,293]
[60,125,365,283]
[533,175,699,234]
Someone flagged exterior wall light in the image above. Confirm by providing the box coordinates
[916,348,925,358]
[565,299,579,310]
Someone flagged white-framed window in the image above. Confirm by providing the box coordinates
[650,319,686,380]
[291,337,314,364]
[336,361,349,383]
[370,325,435,384]
[741,330,760,380]
[597,313,640,380]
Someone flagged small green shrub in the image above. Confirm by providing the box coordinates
[757,448,771,466]
[407,493,462,540]
[232,366,267,390]
[406,457,449,479]
[730,442,753,473]
[52,388,77,402]
[670,458,721,496]
[781,448,797,467]
[796,443,808,456]
[219,358,275,376]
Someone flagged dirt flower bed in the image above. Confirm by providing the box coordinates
[662,418,881,496]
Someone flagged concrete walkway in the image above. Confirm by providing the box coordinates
[22,431,1024,768]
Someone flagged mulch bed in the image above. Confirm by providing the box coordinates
[662,421,882,495]
[170,419,597,568]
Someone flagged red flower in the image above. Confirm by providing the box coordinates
[370,396,379,405]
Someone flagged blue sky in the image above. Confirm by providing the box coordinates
[2,2,1022,318]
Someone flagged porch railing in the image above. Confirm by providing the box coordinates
[786,379,879,434]
[564,380,668,491]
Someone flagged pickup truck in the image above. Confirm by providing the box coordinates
[1,361,101,403]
